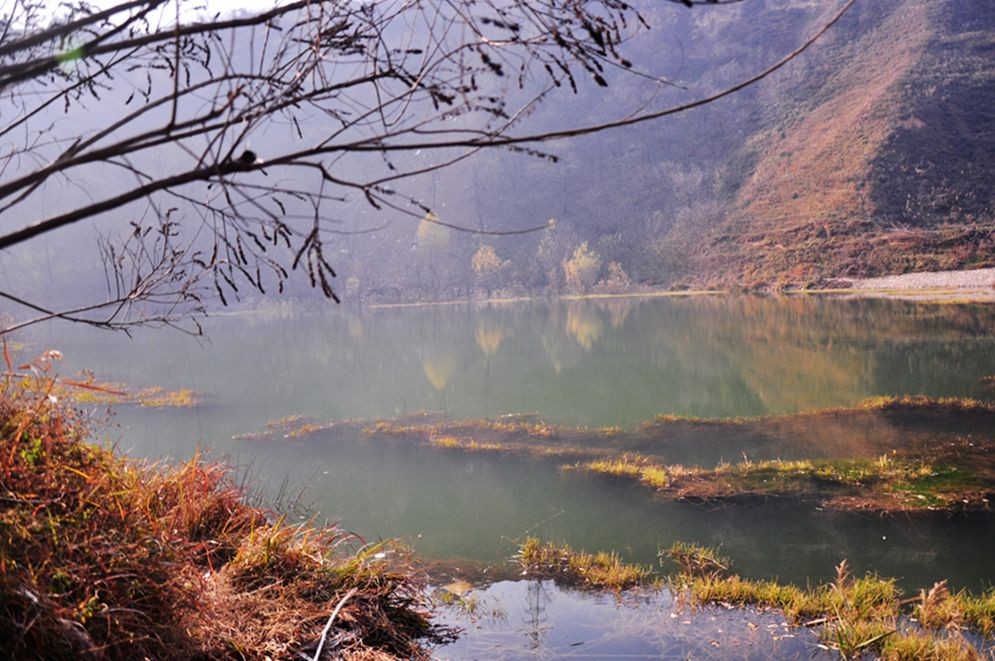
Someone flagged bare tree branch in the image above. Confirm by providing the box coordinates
[0,0,850,335]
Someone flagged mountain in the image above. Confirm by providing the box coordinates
[691,0,995,287]
[356,0,995,295]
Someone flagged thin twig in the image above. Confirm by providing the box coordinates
[312,587,357,661]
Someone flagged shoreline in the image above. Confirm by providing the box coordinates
[224,267,995,313]
[797,266,995,303]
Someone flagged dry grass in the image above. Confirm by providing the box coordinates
[517,537,650,592]
[573,451,988,513]
[915,579,995,638]
[0,351,453,659]
[679,558,984,660]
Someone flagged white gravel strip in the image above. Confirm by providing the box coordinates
[852,268,995,291]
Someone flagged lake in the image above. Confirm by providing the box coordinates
[21,294,995,657]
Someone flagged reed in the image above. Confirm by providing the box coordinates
[517,537,650,591]
[0,349,453,659]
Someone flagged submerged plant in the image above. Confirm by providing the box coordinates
[664,541,730,578]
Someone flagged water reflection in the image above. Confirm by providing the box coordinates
[28,296,995,444]
[436,579,820,660]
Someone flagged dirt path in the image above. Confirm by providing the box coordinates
[842,267,995,301]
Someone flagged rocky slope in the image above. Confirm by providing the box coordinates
[688,0,995,286]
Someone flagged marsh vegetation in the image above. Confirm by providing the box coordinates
[516,538,995,660]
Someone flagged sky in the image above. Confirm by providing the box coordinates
[19,0,293,27]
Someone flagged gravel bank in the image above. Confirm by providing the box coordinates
[833,267,995,302]
[853,267,995,290]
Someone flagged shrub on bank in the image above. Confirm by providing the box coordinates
[0,353,453,659]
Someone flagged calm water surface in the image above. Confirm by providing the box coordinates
[20,296,995,598]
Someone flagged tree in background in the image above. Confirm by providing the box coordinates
[597,261,632,294]
[563,241,602,293]
[471,244,509,297]
[413,212,461,298]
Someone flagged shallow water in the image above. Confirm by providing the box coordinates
[18,295,995,656]
[433,580,820,660]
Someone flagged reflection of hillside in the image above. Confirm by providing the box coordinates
[646,297,995,415]
[707,299,874,412]
[645,297,877,414]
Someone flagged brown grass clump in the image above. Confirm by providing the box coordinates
[679,556,983,660]
[858,395,995,415]
[0,350,453,659]
[517,537,650,592]
[915,579,995,638]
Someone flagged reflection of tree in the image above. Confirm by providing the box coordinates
[346,314,365,340]
[475,322,506,356]
[539,305,571,374]
[565,303,604,351]
[422,351,458,391]
[523,580,552,651]
[593,298,634,330]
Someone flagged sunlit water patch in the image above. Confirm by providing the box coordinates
[433,581,819,660]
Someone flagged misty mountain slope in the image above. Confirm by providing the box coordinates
[690,0,995,286]
[381,0,995,296]
[4,0,993,310]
